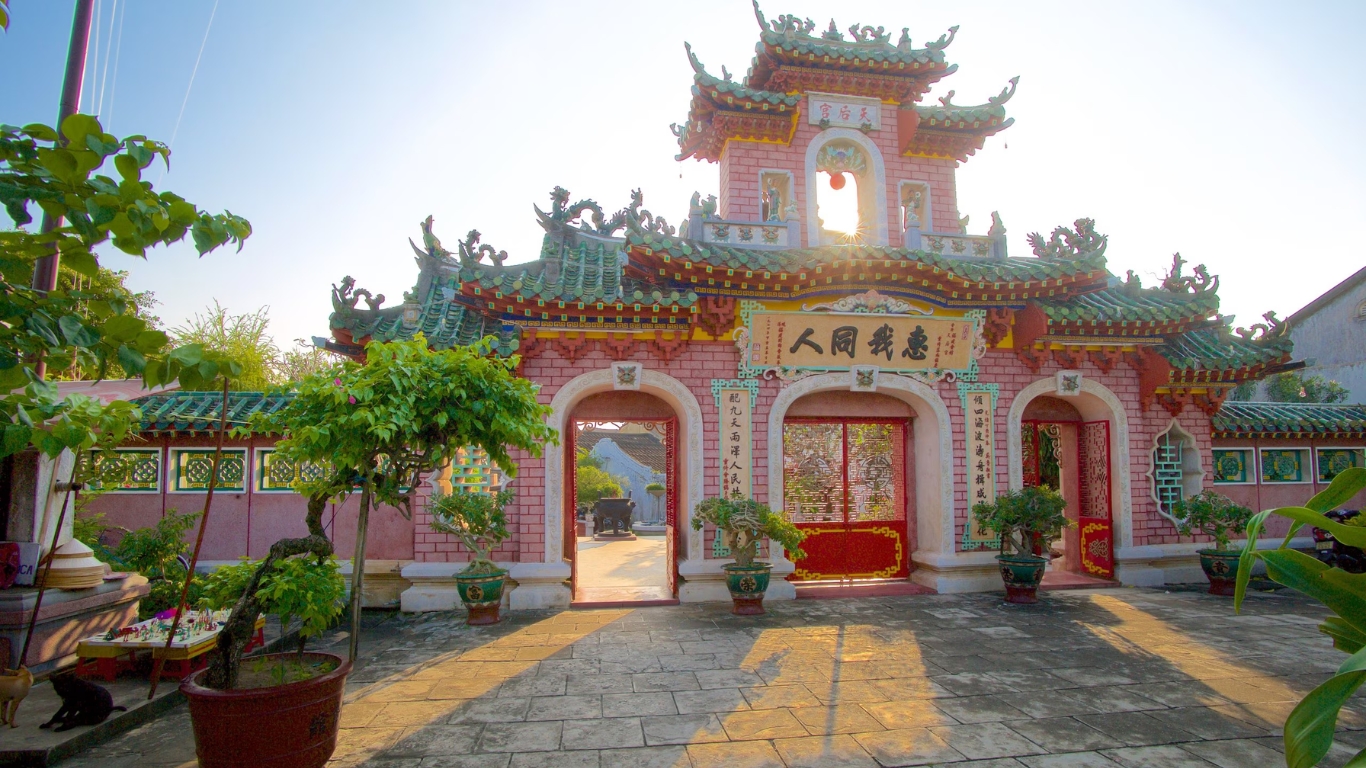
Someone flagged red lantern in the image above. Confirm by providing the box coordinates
[828,172,846,190]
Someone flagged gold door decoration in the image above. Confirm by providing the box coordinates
[958,383,1000,550]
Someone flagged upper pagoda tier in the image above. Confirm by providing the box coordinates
[674,4,1014,165]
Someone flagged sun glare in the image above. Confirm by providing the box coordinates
[818,172,861,236]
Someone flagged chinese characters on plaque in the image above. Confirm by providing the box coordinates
[717,388,753,500]
[959,385,1000,549]
[748,312,975,374]
[807,92,882,131]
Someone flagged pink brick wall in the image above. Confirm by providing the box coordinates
[718,103,962,244]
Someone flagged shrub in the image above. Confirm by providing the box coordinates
[199,555,346,655]
[972,486,1071,558]
[645,482,666,492]
[1172,491,1253,551]
[1233,468,1366,767]
[429,489,512,575]
[691,496,806,567]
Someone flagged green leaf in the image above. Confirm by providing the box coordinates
[1322,617,1366,655]
[116,345,146,374]
[134,329,169,353]
[1262,549,1366,638]
[1,425,31,458]
[101,314,144,342]
[1308,468,1366,514]
[21,123,58,142]
[62,249,99,278]
[57,315,100,348]
[36,148,77,183]
[1283,647,1366,768]
[1234,509,1271,613]
[61,114,102,148]
[168,344,204,366]
[114,153,141,182]
[25,314,60,347]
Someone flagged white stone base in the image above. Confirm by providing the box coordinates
[508,562,572,610]
[338,559,414,608]
[677,557,795,603]
[398,561,572,613]
[911,550,1002,593]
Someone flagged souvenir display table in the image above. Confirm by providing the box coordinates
[74,610,265,681]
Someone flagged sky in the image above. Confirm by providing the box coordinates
[3,1,1364,350]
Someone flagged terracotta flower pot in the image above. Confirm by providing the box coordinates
[181,652,351,768]
[1199,549,1241,596]
[723,563,771,615]
[997,554,1047,604]
[456,569,507,625]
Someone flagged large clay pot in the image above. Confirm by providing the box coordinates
[1199,549,1241,596]
[723,563,771,615]
[181,652,351,768]
[997,554,1047,604]
[455,569,507,625]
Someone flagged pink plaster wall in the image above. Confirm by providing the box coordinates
[718,102,962,244]
[87,436,414,562]
[1208,437,1366,538]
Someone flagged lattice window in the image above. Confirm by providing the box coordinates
[255,449,328,493]
[450,446,501,494]
[1212,449,1253,484]
[87,449,161,493]
[1261,449,1308,484]
[171,449,247,493]
[1153,431,1185,513]
[1318,448,1365,483]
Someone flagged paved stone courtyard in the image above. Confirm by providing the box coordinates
[51,586,1366,768]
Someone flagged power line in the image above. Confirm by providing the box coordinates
[161,0,220,180]
[95,0,118,117]
[104,0,126,132]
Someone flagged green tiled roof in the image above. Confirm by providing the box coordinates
[1158,325,1292,371]
[132,391,293,435]
[1212,402,1366,438]
[334,295,515,353]
[688,46,801,109]
[626,227,1106,284]
[1038,285,1220,325]
[748,9,953,76]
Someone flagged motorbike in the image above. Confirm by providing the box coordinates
[1313,509,1364,573]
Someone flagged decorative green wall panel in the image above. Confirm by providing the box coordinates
[1153,432,1185,512]
[172,449,247,492]
[256,449,327,493]
[1261,449,1306,484]
[88,449,161,492]
[1212,449,1251,484]
[1318,448,1364,483]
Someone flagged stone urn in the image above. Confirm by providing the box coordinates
[997,554,1047,604]
[1198,550,1241,596]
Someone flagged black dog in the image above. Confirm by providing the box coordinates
[39,674,126,732]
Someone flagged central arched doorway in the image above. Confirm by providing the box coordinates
[781,391,913,581]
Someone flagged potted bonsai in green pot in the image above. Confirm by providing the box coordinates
[973,486,1071,604]
[429,488,513,625]
[1172,490,1253,596]
[692,496,806,615]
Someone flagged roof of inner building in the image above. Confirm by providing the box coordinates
[1212,401,1366,438]
[578,430,668,473]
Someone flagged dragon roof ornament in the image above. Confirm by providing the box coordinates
[751,1,955,52]
[1160,252,1217,295]
[1026,218,1107,259]
[534,186,629,237]
[1234,311,1287,345]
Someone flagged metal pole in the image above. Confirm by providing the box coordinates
[347,485,371,663]
[31,0,97,381]
[148,378,230,699]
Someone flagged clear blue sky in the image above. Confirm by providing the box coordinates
[4,1,1364,349]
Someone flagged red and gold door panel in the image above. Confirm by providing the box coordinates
[782,419,909,580]
[1078,420,1114,578]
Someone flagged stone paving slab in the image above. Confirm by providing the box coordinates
[42,585,1366,767]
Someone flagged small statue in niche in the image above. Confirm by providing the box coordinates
[763,180,783,222]
[903,190,922,229]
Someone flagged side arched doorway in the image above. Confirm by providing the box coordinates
[1009,384,1125,580]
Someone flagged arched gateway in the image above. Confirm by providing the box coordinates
[298,6,1300,608]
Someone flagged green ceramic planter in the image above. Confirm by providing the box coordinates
[997,554,1047,604]
[455,568,507,625]
[723,563,771,616]
[1198,550,1241,597]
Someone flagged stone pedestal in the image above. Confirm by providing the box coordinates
[0,574,149,675]
[339,560,414,608]
[399,562,571,612]
[677,558,795,603]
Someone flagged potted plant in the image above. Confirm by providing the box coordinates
[973,486,1071,604]
[645,482,666,523]
[1172,490,1253,596]
[429,489,513,625]
[691,496,806,615]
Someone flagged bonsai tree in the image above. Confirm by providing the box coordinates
[973,486,1071,558]
[691,496,806,566]
[1233,468,1366,767]
[429,489,512,575]
[645,482,665,493]
[200,553,346,661]
[1172,491,1253,551]
[207,335,556,688]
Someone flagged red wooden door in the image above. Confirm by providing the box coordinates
[664,418,678,597]
[1078,420,1114,578]
[783,419,909,580]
